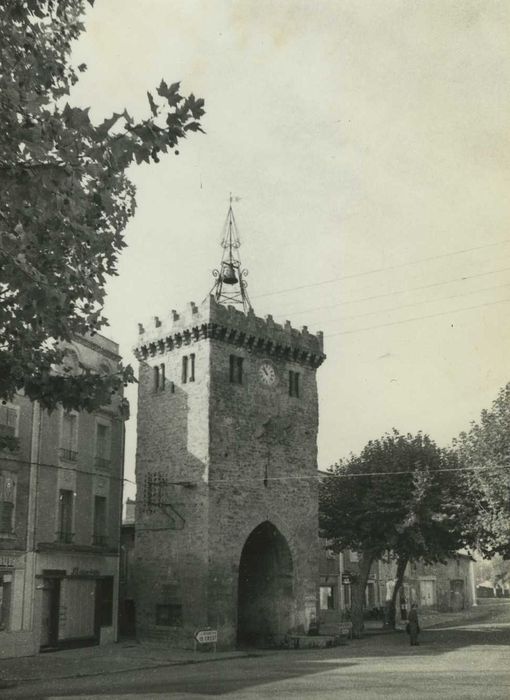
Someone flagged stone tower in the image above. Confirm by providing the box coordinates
[133,219,325,649]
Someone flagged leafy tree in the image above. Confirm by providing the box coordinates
[320,431,478,637]
[454,383,510,558]
[0,0,205,442]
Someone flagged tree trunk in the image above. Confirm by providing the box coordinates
[350,553,374,639]
[387,556,408,629]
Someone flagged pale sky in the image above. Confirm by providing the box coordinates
[70,0,510,500]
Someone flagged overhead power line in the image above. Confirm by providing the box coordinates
[2,455,507,487]
[253,238,510,300]
[318,281,510,329]
[273,263,510,319]
[325,295,510,338]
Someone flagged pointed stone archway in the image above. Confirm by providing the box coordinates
[237,521,294,647]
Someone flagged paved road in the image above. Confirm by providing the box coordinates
[7,605,510,699]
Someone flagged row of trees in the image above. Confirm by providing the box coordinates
[320,386,510,638]
[0,0,205,449]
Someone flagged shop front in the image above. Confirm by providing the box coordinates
[35,552,118,651]
[0,551,37,658]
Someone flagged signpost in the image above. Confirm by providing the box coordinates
[194,629,218,654]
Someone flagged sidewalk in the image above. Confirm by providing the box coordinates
[0,640,255,688]
[2,604,507,689]
[362,601,510,634]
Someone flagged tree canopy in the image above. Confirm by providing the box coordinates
[454,383,510,558]
[0,0,205,437]
[320,430,478,634]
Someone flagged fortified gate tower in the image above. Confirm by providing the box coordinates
[133,203,326,648]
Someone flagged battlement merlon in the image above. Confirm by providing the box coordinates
[133,295,326,369]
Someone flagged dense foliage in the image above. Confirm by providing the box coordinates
[0,0,204,437]
[320,430,478,635]
[455,383,510,558]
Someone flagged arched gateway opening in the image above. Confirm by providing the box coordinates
[237,521,294,647]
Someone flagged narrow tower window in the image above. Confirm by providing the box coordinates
[189,354,195,382]
[182,356,188,384]
[289,371,300,398]
[160,363,166,390]
[229,355,243,384]
[154,366,160,390]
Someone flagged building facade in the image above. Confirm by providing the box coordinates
[318,544,476,630]
[133,295,325,648]
[0,334,126,658]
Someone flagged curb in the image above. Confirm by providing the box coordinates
[2,651,259,687]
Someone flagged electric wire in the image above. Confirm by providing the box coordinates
[1,454,507,487]
[252,238,510,300]
[271,263,510,320]
[325,295,510,338]
[317,281,510,329]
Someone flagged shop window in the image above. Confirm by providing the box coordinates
[0,404,18,440]
[60,412,78,462]
[0,472,16,534]
[96,577,114,627]
[0,574,12,630]
[95,423,111,470]
[319,585,336,611]
[289,370,300,398]
[156,603,182,626]
[229,355,243,384]
[57,489,74,543]
[93,496,107,546]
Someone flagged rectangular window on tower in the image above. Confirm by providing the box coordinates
[289,370,300,397]
[229,355,243,384]
[154,364,165,391]
[181,355,195,384]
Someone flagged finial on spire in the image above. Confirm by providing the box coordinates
[208,196,252,313]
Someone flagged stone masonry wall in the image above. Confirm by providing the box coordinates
[133,296,325,648]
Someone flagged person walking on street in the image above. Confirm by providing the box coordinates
[407,603,420,646]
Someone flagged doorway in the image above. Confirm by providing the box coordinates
[450,579,465,611]
[237,521,293,647]
[40,578,61,650]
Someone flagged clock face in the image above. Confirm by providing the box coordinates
[259,362,276,386]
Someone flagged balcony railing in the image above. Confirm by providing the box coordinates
[92,534,108,547]
[59,448,78,462]
[56,531,74,544]
[95,456,111,470]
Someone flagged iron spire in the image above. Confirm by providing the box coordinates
[209,196,252,313]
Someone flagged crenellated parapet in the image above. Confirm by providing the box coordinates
[134,295,325,369]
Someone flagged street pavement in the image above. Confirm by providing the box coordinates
[2,601,509,699]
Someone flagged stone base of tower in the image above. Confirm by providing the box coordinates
[132,504,319,650]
